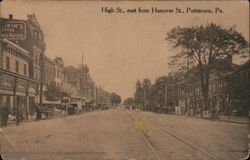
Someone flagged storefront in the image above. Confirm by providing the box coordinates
[0,38,39,120]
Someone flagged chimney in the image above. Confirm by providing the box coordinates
[28,15,32,20]
[9,14,13,20]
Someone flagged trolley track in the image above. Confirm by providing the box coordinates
[126,111,219,160]
[126,112,162,160]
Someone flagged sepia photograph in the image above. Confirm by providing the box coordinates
[0,0,249,160]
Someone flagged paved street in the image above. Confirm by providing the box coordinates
[1,108,248,160]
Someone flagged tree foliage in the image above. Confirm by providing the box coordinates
[166,23,248,110]
[110,92,122,106]
[44,82,61,101]
[134,80,144,105]
[123,97,135,107]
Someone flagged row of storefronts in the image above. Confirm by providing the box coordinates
[0,14,50,121]
[0,14,96,121]
[0,38,39,120]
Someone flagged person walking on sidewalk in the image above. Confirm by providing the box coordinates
[215,103,221,121]
[0,103,9,127]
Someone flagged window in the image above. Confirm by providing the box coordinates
[57,68,59,78]
[5,57,10,70]
[34,54,37,65]
[33,30,39,41]
[53,68,56,78]
[24,64,27,76]
[34,71,36,79]
[16,61,19,73]
[36,55,40,66]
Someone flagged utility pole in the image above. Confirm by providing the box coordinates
[13,77,19,125]
[80,53,85,107]
[144,87,146,111]
[95,87,98,103]
[38,45,45,120]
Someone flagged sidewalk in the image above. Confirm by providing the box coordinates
[137,109,249,125]
[219,115,249,124]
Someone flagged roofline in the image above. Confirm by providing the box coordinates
[45,56,56,65]
[2,38,30,56]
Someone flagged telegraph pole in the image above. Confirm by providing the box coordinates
[80,53,85,107]
[38,45,45,120]
[144,87,146,111]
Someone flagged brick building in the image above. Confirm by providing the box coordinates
[0,14,45,120]
[229,60,250,115]
[0,38,39,120]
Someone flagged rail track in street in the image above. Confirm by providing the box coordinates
[126,111,219,160]
[126,112,163,160]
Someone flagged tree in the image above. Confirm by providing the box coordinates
[142,79,152,110]
[123,97,135,108]
[44,82,61,102]
[110,93,122,106]
[166,23,248,111]
[134,80,144,106]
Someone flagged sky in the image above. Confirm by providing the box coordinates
[1,0,249,99]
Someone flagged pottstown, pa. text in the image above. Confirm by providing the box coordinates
[101,7,224,14]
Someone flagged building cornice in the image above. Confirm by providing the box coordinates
[0,68,39,84]
[2,38,30,56]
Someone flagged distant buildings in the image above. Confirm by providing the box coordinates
[64,64,95,101]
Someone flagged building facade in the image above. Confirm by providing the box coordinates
[0,38,39,120]
[54,57,64,88]
[44,56,56,85]
[230,60,250,115]
[0,14,46,120]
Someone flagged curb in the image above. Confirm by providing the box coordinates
[0,128,2,152]
[219,120,249,125]
[134,110,249,125]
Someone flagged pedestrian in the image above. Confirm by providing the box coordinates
[34,103,41,120]
[0,103,9,127]
[215,103,221,121]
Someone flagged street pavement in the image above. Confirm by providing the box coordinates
[0,108,248,160]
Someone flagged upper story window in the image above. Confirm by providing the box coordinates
[5,56,10,70]
[34,54,40,66]
[34,70,37,79]
[34,54,37,65]
[16,61,19,73]
[57,68,59,78]
[24,64,27,76]
[33,30,39,41]
[53,67,56,77]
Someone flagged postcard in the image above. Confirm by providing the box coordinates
[0,0,249,160]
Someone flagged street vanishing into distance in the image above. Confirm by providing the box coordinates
[1,108,248,160]
[1,1,249,160]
